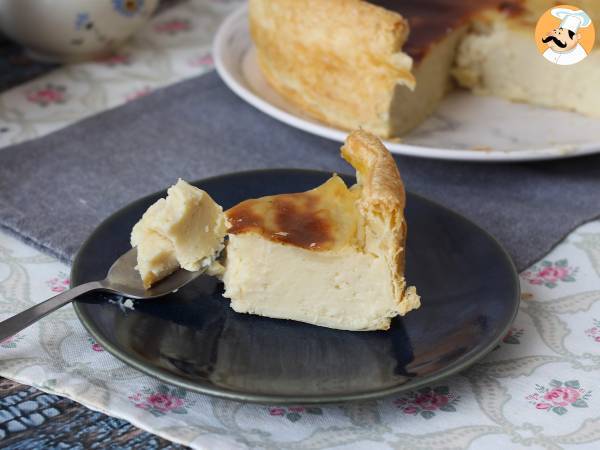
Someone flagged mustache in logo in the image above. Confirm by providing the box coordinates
[542,35,567,48]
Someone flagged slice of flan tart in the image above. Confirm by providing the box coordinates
[130,132,419,331]
[221,130,420,331]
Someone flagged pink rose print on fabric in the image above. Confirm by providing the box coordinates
[267,406,323,422]
[503,327,524,345]
[125,86,153,102]
[46,271,70,293]
[544,387,580,406]
[154,18,192,35]
[128,385,193,417]
[522,259,578,288]
[0,334,24,349]
[96,53,132,66]
[585,319,600,343]
[526,380,591,415]
[414,392,449,410]
[188,53,214,68]
[394,386,459,419]
[26,83,66,107]
[88,337,104,352]
[147,393,184,411]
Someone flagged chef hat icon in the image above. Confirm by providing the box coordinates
[551,8,592,33]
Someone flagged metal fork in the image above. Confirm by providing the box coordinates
[0,248,203,342]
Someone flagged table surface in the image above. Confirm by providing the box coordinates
[1,1,600,449]
[0,13,189,450]
[0,1,224,447]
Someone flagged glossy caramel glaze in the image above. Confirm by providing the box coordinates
[226,175,360,251]
[368,0,525,62]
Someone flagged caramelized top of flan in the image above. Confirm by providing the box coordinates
[226,175,360,252]
[368,0,525,62]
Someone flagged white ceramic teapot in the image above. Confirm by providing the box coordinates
[0,0,159,62]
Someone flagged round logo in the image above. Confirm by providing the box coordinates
[535,4,595,66]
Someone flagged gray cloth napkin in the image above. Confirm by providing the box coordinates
[1,71,599,270]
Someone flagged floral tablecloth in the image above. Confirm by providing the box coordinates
[1,1,600,449]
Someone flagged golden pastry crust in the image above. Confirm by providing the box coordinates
[249,0,414,138]
[342,130,419,316]
[248,0,517,139]
[341,129,406,214]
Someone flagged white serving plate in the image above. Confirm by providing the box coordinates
[214,5,600,162]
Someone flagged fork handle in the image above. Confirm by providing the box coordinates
[0,281,103,342]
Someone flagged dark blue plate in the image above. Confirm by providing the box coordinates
[72,169,519,404]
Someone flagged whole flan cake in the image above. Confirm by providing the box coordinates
[249,0,600,138]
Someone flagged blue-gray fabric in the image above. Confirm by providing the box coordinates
[1,71,599,270]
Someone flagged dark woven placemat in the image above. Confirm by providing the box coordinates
[0,377,186,449]
[0,71,599,271]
